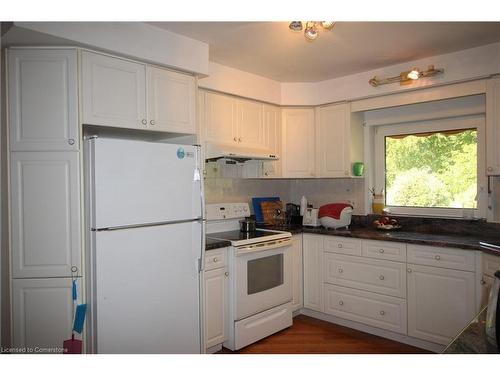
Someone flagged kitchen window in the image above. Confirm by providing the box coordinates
[374,115,486,218]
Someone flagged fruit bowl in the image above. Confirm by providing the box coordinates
[373,217,402,231]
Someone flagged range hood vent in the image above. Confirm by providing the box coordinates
[205,142,279,163]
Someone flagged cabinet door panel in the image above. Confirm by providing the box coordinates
[486,77,500,175]
[262,105,282,178]
[81,51,146,129]
[303,234,323,312]
[204,268,228,348]
[316,104,349,177]
[282,109,315,178]
[8,49,78,151]
[147,66,196,134]
[12,277,82,352]
[237,99,265,149]
[291,235,303,312]
[204,92,237,145]
[407,264,476,345]
[10,152,81,278]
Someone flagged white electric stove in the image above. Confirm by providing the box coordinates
[206,203,293,351]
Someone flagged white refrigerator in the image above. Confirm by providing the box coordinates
[85,137,204,354]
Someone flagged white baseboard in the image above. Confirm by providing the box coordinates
[299,308,444,353]
[206,343,223,354]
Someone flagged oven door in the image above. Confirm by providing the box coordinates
[234,238,292,320]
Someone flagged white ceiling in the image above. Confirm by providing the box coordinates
[149,22,500,82]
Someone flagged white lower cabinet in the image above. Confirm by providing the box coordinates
[203,248,229,350]
[291,234,303,312]
[303,234,323,312]
[324,284,407,334]
[12,277,82,353]
[407,263,476,345]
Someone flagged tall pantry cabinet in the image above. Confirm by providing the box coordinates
[7,48,83,352]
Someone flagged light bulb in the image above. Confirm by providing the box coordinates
[321,21,335,30]
[407,69,420,80]
[289,21,303,32]
[304,26,318,41]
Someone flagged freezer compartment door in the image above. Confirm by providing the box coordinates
[93,221,202,353]
[90,138,202,228]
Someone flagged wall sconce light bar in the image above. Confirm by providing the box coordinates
[369,65,444,87]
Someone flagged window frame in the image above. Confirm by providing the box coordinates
[374,115,486,218]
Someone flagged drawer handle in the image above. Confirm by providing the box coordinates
[213,257,218,263]
[379,310,385,316]
[339,300,344,306]
[379,275,385,281]
[338,268,343,273]
[435,255,441,261]
[407,268,412,273]
[338,244,343,248]
[379,249,385,253]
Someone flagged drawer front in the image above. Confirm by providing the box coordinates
[482,253,500,277]
[324,253,406,298]
[324,284,407,334]
[323,237,362,256]
[362,240,406,262]
[407,244,475,271]
[205,248,227,270]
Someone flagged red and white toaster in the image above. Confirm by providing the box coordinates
[318,203,353,229]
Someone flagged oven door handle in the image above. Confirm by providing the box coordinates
[235,237,292,255]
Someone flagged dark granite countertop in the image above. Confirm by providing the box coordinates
[257,223,500,255]
[443,307,499,354]
[205,237,231,251]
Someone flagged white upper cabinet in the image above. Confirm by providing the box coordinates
[204,91,238,145]
[81,51,147,130]
[146,66,196,134]
[486,77,500,175]
[316,103,350,177]
[236,99,265,149]
[262,104,282,178]
[281,108,315,178]
[8,49,78,151]
[10,152,81,278]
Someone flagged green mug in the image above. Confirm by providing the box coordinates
[352,162,364,177]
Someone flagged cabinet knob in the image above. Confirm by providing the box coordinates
[224,272,229,277]
[338,268,343,273]
[379,248,385,254]
[71,266,78,274]
[213,257,218,263]
[344,170,349,176]
[379,310,385,316]
[150,120,155,126]
[338,243,343,248]
[338,300,344,306]
[379,275,385,280]
[233,137,238,142]
[264,172,269,176]
[68,139,75,146]
[238,137,242,142]
[480,279,486,285]
[407,268,412,273]
[487,167,493,172]
[141,119,147,125]
[434,255,441,261]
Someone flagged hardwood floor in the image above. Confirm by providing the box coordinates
[218,314,431,354]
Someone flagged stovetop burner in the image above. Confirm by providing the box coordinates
[208,229,284,242]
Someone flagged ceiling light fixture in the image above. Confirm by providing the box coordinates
[369,65,444,87]
[289,21,335,41]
